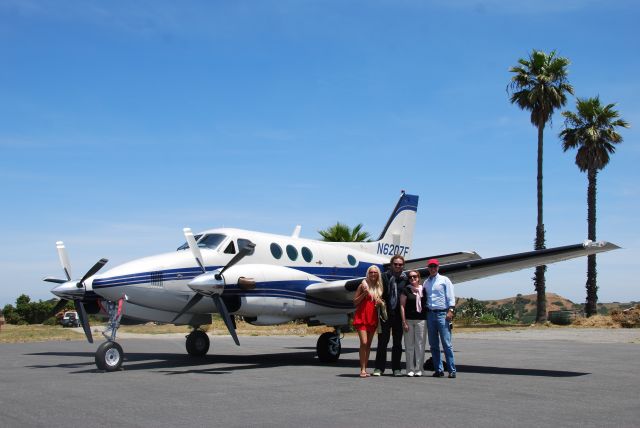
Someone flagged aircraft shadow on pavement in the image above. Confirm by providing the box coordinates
[25,347,361,375]
[454,364,588,377]
[26,347,588,378]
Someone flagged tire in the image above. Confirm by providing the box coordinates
[186,330,210,357]
[316,332,341,363]
[95,341,124,372]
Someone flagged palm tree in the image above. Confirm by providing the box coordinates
[318,222,371,242]
[559,97,629,317]
[508,49,574,323]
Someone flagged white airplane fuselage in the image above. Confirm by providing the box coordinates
[87,228,393,325]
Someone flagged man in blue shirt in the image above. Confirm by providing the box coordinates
[423,258,457,378]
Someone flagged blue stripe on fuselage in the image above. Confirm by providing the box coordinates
[92,263,376,289]
[91,263,377,309]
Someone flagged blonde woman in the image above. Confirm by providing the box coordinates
[400,270,427,376]
[353,265,384,377]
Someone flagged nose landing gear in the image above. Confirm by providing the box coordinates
[94,298,125,372]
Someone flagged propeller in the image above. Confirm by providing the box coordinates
[43,241,108,344]
[172,228,254,345]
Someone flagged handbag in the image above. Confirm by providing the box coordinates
[377,301,388,322]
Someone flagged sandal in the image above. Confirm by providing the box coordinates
[359,372,370,378]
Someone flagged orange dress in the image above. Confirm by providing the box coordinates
[353,292,378,333]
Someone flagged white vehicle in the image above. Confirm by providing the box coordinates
[60,311,79,328]
[43,192,618,371]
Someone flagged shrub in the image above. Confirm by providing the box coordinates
[479,313,497,324]
[3,295,57,324]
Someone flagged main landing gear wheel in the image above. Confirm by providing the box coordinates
[95,341,124,372]
[186,330,210,357]
[316,331,341,363]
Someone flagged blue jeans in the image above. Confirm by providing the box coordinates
[427,311,456,374]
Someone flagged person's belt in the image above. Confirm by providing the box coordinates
[428,308,448,312]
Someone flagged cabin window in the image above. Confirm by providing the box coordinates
[301,247,313,262]
[347,255,357,266]
[286,245,298,261]
[270,243,283,259]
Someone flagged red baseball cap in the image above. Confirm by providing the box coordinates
[426,258,440,267]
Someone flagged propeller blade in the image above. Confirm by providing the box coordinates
[212,295,239,346]
[74,300,93,343]
[80,258,109,284]
[50,299,69,317]
[183,228,206,273]
[171,293,204,323]
[56,241,72,281]
[217,241,255,279]
[43,276,67,284]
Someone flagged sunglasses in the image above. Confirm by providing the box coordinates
[393,263,404,267]
[409,275,419,279]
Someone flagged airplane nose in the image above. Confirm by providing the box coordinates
[51,281,85,300]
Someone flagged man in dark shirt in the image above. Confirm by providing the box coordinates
[373,254,407,376]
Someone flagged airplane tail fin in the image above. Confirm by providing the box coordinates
[337,191,419,258]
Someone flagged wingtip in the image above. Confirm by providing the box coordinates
[582,240,621,251]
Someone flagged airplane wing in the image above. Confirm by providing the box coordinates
[397,251,481,271]
[305,241,620,306]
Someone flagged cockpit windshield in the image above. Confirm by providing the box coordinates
[177,233,228,251]
[197,234,227,249]
[177,234,202,251]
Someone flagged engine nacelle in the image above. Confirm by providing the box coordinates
[221,263,315,286]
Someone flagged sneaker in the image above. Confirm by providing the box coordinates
[407,371,415,377]
[432,371,445,378]
[393,370,403,377]
[372,369,382,377]
[448,372,457,378]
[415,371,422,377]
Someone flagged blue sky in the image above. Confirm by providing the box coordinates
[1,0,638,307]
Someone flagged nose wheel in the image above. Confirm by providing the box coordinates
[96,341,124,371]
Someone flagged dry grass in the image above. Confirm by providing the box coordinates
[3,312,637,343]
[0,324,80,343]
[120,320,332,336]
[572,315,621,328]
[611,304,640,328]
[0,321,334,343]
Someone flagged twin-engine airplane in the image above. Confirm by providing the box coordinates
[44,192,619,371]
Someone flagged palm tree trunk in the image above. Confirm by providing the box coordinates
[585,169,598,317]
[534,123,547,322]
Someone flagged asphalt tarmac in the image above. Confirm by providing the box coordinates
[1,329,638,427]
